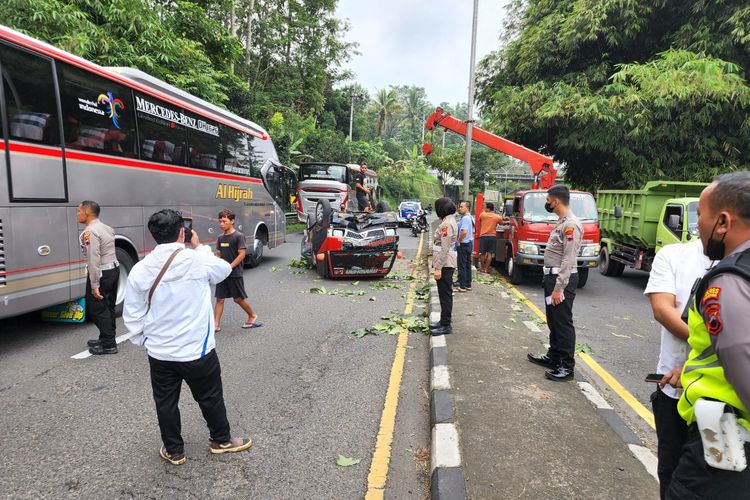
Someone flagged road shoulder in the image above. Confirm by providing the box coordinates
[428,273,659,499]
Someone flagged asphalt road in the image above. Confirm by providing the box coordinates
[0,226,430,499]
[503,264,659,438]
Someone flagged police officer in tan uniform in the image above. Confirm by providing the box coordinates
[527,185,583,381]
[431,197,458,336]
[77,200,119,355]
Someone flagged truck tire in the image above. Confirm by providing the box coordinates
[577,268,589,288]
[114,247,135,317]
[505,255,523,285]
[599,246,625,277]
[248,237,264,268]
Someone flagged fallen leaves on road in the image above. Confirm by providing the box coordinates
[385,272,416,281]
[289,258,313,270]
[350,315,430,338]
[369,282,403,291]
[336,454,361,467]
[309,287,366,297]
[575,342,594,354]
[269,266,281,272]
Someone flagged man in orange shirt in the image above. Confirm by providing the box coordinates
[477,202,504,273]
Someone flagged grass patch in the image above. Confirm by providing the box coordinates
[286,222,306,234]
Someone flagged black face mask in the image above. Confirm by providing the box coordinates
[704,217,726,261]
[544,202,555,213]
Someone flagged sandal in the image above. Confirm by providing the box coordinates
[241,322,263,329]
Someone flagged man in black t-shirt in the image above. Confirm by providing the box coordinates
[214,209,262,331]
[355,161,371,212]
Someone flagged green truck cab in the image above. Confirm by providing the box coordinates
[596,181,707,276]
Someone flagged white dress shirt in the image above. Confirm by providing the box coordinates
[644,239,712,399]
[124,242,232,362]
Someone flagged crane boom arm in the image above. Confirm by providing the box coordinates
[423,107,556,190]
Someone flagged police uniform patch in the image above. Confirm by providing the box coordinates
[704,302,723,335]
[82,231,91,245]
[564,226,574,241]
[441,226,448,236]
[702,286,721,305]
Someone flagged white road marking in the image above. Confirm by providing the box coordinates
[71,331,138,359]
[431,365,451,391]
[522,320,541,332]
[628,444,659,482]
[430,335,447,349]
[432,423,462,469]
[577,382,613,410]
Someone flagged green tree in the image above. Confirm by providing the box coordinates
[371,88,403,139]
[477,0,750,190]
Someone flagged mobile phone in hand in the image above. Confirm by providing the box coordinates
[182,217,193,242]
[645,373,664,383]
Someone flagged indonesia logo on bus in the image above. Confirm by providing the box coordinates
[97,91,125,129]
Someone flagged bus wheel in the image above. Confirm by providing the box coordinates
[114,247,135,317]
[248,237,264,268]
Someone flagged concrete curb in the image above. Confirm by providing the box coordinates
[428,275,466,500]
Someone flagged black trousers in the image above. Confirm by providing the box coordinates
[667,424,750,499]
[148,350,231,454]
[86,267,119,347]
[651,388,689,499]
[543,273,578,369]
[437,267,454,326]
[457,243,472,288]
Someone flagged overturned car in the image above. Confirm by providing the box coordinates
[301,199,399,278]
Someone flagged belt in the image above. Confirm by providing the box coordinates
[100,262,119,271]
[543,266,577,275]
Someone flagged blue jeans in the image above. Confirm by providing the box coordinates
[457,242,472,288]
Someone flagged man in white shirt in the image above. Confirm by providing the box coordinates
[124,209,252,465]
[644,239,712,498]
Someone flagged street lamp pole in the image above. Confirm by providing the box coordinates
[462,0,479,202]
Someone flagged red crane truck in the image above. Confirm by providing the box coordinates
[423,107,600,287]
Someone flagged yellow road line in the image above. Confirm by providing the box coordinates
[365,232,424,500]
[496,272,656,430]
[578,352,656,429]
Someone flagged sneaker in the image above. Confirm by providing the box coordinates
[209,437,253,454]
[89,344,118,355]
[159,446,186,465]
[465,287,472,291]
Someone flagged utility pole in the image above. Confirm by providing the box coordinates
[348,95,355,141]
[462,0,479,202]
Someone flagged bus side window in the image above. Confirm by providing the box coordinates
[0,43,61,147]
[247,135,268,178]
[134,92,187,166]
[185,112,220,170]
[59,63,136,157]
[221,126,252,177]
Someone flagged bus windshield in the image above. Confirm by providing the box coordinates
[300,164,347,183]
[522,192,598,223]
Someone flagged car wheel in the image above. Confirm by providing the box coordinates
[506,255,523,285]
[315,199,332,230]
[114,247,135,317]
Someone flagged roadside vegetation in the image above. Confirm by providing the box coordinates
[6,0,746,197]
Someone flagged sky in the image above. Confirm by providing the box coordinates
[335,0,508,107]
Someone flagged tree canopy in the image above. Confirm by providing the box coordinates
[477,0,750,191]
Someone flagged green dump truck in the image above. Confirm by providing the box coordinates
[596,181,708,276]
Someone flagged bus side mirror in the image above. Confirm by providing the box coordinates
[614,205,623,218]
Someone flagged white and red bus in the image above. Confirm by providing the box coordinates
[0,25,296,319]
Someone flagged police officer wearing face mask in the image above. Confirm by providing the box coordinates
[527,185,583,381]
[660,171,750,498]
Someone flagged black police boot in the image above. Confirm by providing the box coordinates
[430,325,452,336]
[527,353,558,369]
[87,338,102,348]
[545,366,574,381]
[89,344,118,355]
